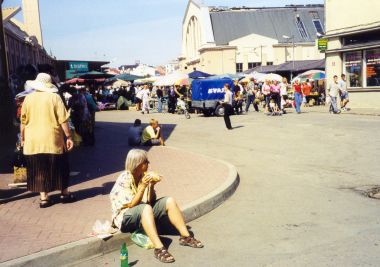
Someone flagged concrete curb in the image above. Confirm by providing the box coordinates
[2,147,239,267]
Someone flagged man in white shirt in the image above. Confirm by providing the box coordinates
[328,75,341,114]
[339,74,349,111]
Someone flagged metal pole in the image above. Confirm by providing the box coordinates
[260,45,263,72]
[291,37,295,81]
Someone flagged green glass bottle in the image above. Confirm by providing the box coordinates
[120,242,129,267]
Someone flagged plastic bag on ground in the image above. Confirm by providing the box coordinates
[91,220,115,239]
[131,229,154,249]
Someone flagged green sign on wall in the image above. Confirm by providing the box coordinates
[318,38,328,51]
[69,61,88,71]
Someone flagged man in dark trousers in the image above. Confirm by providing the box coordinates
[245,78,259,112]
[221,84,233,130]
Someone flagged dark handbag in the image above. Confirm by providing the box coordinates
[13,147,27,183]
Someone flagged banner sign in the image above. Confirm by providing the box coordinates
[318,38,328,51]
[69,62,88,72]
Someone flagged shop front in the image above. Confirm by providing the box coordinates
[343,48,380,89]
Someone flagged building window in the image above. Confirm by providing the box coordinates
[343,29,380,46]
[312,20,324,35]
[267,62,273,66]
[295,17,308,39]
[236,63,243,73]
[366,49,380,87]
[248,62,261,69]
[309,11,320,19]
[344,51,363,88]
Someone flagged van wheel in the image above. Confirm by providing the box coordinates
[215,105,225,117]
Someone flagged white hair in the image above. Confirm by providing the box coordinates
[125,149,148,173]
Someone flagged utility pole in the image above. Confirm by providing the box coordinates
[260,45,263,72]
[0,1,16,172]
[283,35,295,82]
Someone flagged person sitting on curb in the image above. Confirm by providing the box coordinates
[141,119,165,146]
[110,149,203,263]
[127,119,143,146]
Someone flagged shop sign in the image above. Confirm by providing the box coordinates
[345,52,362,67]
[69,61,88,71]
[318,38,328,51]
[366,50,380,66]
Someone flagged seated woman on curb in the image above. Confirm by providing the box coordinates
[110,149,203,263]
[141,119,165,146]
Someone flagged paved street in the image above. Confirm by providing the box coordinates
[0,118,231,264]
[76,107,380,266]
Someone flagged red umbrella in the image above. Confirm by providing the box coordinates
[65,78,106,84]
[65,78,85,84]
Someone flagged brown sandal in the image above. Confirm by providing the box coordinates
[179,236,204,248]
[154,247,175,263]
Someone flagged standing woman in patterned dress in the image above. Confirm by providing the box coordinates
[21,73,76,208]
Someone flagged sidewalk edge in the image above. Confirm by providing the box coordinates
[2,147,239,267]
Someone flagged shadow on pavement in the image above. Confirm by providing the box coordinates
[69,121,176,186]
[1,121,177,202]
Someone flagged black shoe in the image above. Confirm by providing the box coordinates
[40,199,52,208]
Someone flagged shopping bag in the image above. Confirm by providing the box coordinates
[72,130,82,147]
[131,229,154,249]
[13,147,27,183]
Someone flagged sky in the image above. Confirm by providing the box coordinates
[3,0,324,67]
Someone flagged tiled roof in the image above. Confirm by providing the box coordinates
[210,6,325,45]
[245,59,325,74]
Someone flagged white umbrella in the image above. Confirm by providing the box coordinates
[258,73,282,82]
[112,79,130,88]
[240,73,261,83]
[135,77,159,85]
[154,72,188,86]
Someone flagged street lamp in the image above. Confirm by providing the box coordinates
[283,35,295,81]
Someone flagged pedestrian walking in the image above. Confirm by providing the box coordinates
[168,86,177,114]
[68,88,92,146]
[156,86,163,113]
[262,80,271,113]
[135,86,143,111]
[221,83,233,130]
[293,79,303,114]
[245,78,259,112]
[302,80,312,107]
[233,89,243,115]
[280,77,289,113]
[270,80,281,114]
[110,149,203,263]
[20,73,76,208]
[339,74,350,111]
[141,85,150,114]
[328,75,341,114]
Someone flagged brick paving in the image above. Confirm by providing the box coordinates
[0,120,229,263]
